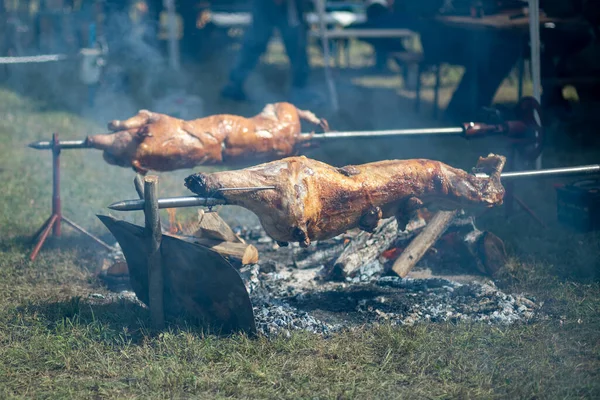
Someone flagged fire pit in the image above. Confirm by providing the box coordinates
[99,217,539,338]
[232,221,538,338]
[99,174,541,338]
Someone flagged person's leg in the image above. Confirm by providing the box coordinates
[277,1,327,106]
[278,0,310,90]
[221,0,275,100]
[431,29,520,122]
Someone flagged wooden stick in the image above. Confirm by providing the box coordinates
[144,175,165,329]
[324,218,400,280]
[392,210,458,278]
[175,235,258,266]
[191,210,245,243]
[134,174,145,199]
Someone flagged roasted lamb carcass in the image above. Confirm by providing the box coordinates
[85,102,328,174]
[184,154,506,248]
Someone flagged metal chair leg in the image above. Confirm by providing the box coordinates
[415,63,422,114]
[433,64,441,120]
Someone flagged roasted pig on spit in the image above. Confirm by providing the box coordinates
[184,154,506,247]
[85,102,328,174]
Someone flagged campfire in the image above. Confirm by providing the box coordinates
[98,173,537,338]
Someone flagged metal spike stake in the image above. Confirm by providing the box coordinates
[28,139,89,150]
[109,186,276,211]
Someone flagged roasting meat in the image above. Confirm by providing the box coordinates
[85,103,328,174]
[184,154,506,247]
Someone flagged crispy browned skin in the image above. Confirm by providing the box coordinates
[184,154,506,247]
[85,103,328,174]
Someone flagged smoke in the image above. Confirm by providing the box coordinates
[1,1,204,127]
[88,4,203,124]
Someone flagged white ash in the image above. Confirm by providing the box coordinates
[367,277,538,325]
[236,226,540,335]
[236,262,539,338]
[239,264,340,338]
[253,303,339,338]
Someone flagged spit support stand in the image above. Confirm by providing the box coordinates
[29,133,115,261]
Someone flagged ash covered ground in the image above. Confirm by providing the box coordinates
[99,209,540,338]
[237,225,539,338]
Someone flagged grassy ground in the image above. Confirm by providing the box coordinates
[0,42,599,398]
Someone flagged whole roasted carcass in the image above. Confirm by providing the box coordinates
[85,103,328,174]
[184,154,506,247]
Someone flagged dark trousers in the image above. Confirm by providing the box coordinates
[348,5,411,66]
[228,0,310,88]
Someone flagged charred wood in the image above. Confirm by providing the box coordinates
[320,217,417,281]
[392,210,458,278]
[293,239,347,270]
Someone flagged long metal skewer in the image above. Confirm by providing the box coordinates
[475,164,600,179]
[303,127,465,140]
[28,139,89,149]
[109,196,226,211]
[26,126,471,150]
[108,186,275,211]
[107,164,600,212]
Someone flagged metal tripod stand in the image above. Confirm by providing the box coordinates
[29,133,114,261]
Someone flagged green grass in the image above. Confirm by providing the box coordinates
[0,55,599,399]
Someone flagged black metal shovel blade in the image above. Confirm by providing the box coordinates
[97,215,257,336]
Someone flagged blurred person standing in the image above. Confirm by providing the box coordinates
[220,0,313,103]
[347,0,411,71]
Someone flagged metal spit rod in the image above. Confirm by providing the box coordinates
[303,127,465,139]
[475,164,600,180]
[108,186,275,211]
[28,140,89,150]
[27,127,469,150]
[109,196,226,211]
[107,164,600,212]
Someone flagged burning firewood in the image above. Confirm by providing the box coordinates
[166,209,181,234]
[392,210,459,278]
[162,209,257,267]
[189,210,245,243]
[318,211,507,281]
[321,217,404,280]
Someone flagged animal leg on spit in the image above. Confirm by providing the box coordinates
[359,205,383,233]
[296,108,329,132]
[108,110,158,131]
[395,197,424,231]
[293,226,310,248]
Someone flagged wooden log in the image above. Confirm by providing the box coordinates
[392,210,458,278]
[293,240,346,270]
[175,235,258,266]
[144,175,165,329]
[470,231,507,276]
[322,217,410,280]
[188,210,245,243]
